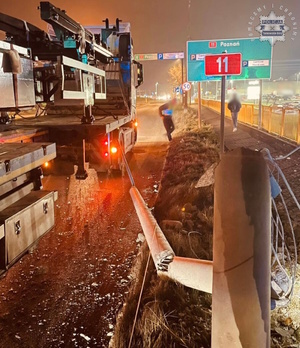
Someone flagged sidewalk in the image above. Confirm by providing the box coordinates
[199,106,300,220]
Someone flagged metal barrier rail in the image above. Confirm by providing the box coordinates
[202,99,300,144]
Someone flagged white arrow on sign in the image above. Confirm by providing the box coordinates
[182,82,192,91]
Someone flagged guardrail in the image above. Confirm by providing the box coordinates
[202,99,300,144]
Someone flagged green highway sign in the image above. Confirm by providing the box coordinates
[187,38,273,81]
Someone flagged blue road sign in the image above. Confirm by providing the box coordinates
[163,52,184,59]
[158,53,164,60]
[187,38,272,81]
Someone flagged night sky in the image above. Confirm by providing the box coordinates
[1,0,299,93]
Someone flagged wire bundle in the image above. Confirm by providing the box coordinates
[262,147,299,306]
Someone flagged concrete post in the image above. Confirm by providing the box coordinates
[212,148,271,348]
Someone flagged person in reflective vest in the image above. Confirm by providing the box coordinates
[159,98,177,141]
[227,92,241,132]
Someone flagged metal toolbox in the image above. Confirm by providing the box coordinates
[0,190,55,269]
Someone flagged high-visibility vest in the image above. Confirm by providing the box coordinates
[162,109,173,116]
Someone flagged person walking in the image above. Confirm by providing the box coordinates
[227,93,241,132]
[159,98,176,141]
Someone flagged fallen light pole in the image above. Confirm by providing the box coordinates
[168,256,212,293]
[213,148,271,347]
[129,187,174,270]
[129,186,213,293]
[129,148,271,347]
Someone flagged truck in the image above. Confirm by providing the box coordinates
[0,2,143,273]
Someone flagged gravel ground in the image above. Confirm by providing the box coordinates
[0,104,168,348]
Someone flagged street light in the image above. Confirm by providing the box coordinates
[155,82,159,99]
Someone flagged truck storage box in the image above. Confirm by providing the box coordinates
[0,190,55,268]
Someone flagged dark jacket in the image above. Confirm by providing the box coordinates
[228,98,241,113]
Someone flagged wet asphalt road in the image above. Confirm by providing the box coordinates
[0,102,168,348]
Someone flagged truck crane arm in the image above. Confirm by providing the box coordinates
[0,11,61,58]
[39,2,113,63]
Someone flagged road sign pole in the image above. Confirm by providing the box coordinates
[198,82,201,129]
[220,76,226,153]
[258,79,263,129]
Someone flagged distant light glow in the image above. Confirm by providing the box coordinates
[44,162,49,168]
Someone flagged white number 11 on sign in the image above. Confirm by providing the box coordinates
[216,56,228,73]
